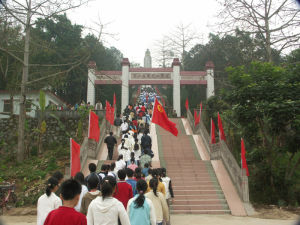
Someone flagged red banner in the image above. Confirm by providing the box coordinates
[211,118,216,144]
[113,93,116,106]
[241,138,249,176]
[218,112,226,141]
[88,111,100,142]
[185,98,189,112]
[70,138,81,177]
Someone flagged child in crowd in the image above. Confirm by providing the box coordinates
[145,168,153,182]
[37,177,62,225]
[161,168,174,225]
[74,172,88,212]
[87,176,130,225]
[52,171,64,196]
[85,163,100,190]
[80,174,101,216]
[108,162,117,178]
[127,179,156,225]
[134,167,143,181]
[133,139,141,162]
[113,169,133,209]
[128,158,138,171]
[44,179,87,225]
[142,163,150,177]
[145,179,169,225]
[146,169,166,196]
[115,155,126,175]
[126,168,137,196]
[98,164,107,180]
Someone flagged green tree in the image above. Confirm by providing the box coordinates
[220,61,300,204]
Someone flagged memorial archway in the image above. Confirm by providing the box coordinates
[87,58,215,117]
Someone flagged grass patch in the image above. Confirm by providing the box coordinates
[0,143,69,206]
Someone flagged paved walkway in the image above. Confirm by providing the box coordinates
[1,215,297,225]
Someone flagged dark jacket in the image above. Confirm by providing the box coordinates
[104,135,117,147]
[141,134,152,149]
[114,118,122,126]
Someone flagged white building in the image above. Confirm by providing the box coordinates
[0,90,67,119]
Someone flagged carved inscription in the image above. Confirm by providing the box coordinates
[131,73,171,80]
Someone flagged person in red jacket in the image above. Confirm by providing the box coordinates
[113,169,133,209]
[44,179,87,225]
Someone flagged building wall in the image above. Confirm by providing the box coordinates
[0,93,65,119]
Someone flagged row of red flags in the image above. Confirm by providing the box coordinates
[71,93,117,176]
[71,95,249,177]
[186,97,249,176]
[211,112,249,176]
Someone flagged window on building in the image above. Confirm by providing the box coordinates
[3,100,11,113]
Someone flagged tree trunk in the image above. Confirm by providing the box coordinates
[265,15,272,62]
[9,94,13,117]
[17,2,31,162]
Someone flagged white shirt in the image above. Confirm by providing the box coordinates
[115,159,126,172]
[120,122,128,132]
[87,196,130,225]
[75,184,88,212]
[37,192,62,225]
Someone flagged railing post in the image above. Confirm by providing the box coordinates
[242,169,249,202]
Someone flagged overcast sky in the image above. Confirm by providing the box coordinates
[68,0,221,66]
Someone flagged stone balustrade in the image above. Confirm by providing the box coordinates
[187,108,249,203]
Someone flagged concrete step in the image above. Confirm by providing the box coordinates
[174,190,223,195]
[173,199,227,205]
[172,185,221,190]
[175,194,225,200]
[171,177,214,182]
[171,209,231,214]
[171,180,219,186]
[168,174,212,178]
[172,205,228,211]
[157,122,231,215]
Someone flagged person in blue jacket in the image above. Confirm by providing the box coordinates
[127,179,156,225]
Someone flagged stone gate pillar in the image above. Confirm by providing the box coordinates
[172,58,181,117]
[87,61,96,106]
[206,61,215,99]
[121,58,130,112]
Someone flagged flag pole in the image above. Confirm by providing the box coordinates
[70,138,72,178]
[88,110,91,138]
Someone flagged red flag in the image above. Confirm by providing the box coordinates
[106,101,111,121]
[70,138,81,177]
[218,112,226,141]
[113,93,116,106]
[211,118,216,144]
[241,138,249,176]
[185,98,189,111]
[110,106,115,125]
[88,111,100,142]
[194,109,200,126]
[152,98,178,136]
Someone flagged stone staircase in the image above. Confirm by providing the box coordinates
[157,118,231,214]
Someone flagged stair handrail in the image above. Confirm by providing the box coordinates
[186,108,249,203]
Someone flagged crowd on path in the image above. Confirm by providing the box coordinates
[36,87,174,225]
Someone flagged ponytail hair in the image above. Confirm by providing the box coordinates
[46,177,59,197]
[134,179,148,208]
[101,176,117,200]
[149,178,158,197]
[117,154,123,161]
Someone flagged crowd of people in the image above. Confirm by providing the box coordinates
[36,87,175,225]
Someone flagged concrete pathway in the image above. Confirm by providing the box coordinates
[1,215,297,225]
